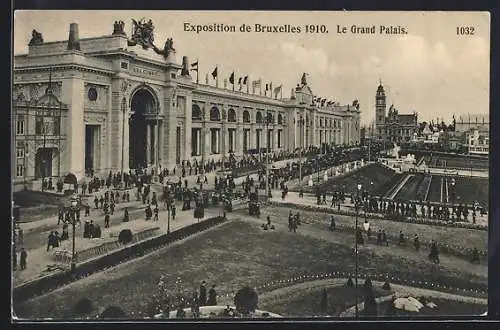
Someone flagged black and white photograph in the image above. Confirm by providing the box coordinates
[11,10,490,320]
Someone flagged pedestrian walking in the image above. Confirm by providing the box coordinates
[171,204,176,221]
[199,281,207,306]
[207,285,217,306]
[104,213,110,228]
[20,248,27,270]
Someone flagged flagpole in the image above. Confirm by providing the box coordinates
[233,70,235,92]
[196,59,199,84]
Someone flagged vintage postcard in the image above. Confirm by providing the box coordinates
[12,10,489,320]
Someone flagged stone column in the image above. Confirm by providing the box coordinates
[251,126,256,149]
[146,124,151,165]
[123,102,130,172]
[312,113,317,146]
[237,125,244,155]
[202,125,209,161]
[184,95,192,161]
[60,77,85,179]
[154,122,160,165]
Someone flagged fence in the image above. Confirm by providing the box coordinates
[70,228,161,264]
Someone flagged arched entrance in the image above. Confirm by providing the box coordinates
[35,148,54,179]
[129,88,158,169]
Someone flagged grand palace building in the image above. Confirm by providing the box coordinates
[12,21,361,191]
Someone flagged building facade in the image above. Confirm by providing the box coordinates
[12,21,360,191]
[465,128,489,155]
[374,83,418,144]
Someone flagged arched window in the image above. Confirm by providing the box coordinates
[256,111,263,124]
[278,114,283,125]
[227,108,236,122]
[210,106,220,121]
[192,104,202,120]
[243,110,250,123]
[266,112,273,124]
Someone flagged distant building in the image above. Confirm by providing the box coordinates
[374,83,418,144]
[466,127,489,155]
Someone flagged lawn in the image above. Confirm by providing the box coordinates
[15,218,486,319]
[426,175,488,205]
[394,174,426,201]
[451,177,489,206]
[260,283,390,317]
[307,163,396,195]
[259,206,488,251]
[377,297,486,316]
[427,176,443,203]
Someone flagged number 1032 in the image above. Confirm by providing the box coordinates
[456,26,475,35]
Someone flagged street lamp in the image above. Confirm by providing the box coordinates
[296,116,305,190]
[69,195,79,272]
[354,183,362,318]
[165,184,172,234]
[265,112,273,202]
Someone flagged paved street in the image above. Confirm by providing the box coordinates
[13,198,223,286]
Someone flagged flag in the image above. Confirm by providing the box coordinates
[238,77,242,85]
[229,72,235,85]
[190,60,198,72]
[265,83,269,91]
[211,67,218,79]
[243,76,248,85]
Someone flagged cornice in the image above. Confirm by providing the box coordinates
[14,64,115,76]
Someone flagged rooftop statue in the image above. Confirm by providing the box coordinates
[128,18,176,59]
[28,29,44,46]
[128,18,155,49]
[112,20,126,35]
[301,72,307,86]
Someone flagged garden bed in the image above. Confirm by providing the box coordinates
[15,219,486,319]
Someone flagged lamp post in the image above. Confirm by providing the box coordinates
[69,195,78,272]
[165,184,172,234]
[297,116,305,189]
[265,112,273,202]
[355,183,362,318]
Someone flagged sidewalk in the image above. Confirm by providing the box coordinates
[271,191,488,227]
[13,206,221,287]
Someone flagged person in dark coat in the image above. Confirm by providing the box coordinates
[413,234,420,251]
[207,285,217,306]
[89,220,95,238]
[171,204,176,220]
[123,207,129,222]
[84,221,90,238]
[199,281,207,306]
[104,213,110,228]
[20,248,27,270]
[84,204,90,217]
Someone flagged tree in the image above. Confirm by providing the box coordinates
[72,298,94,318]
[118,229,133,244]
[100,306,127,319]
[234,286,259,315]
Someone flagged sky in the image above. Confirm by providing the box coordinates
[13,10,490,125]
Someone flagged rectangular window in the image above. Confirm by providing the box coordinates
[16,116,25,135]
[121,62,129,69]
[16,148,24,159]
[35,117,44,135]
[16,164,24,177]
[53,117,61,135]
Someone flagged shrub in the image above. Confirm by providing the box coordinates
[118,229,133,244]
[100,306,127,319]
[382,281,391,290]
[72,298,94,317]
[234,286,259,315]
